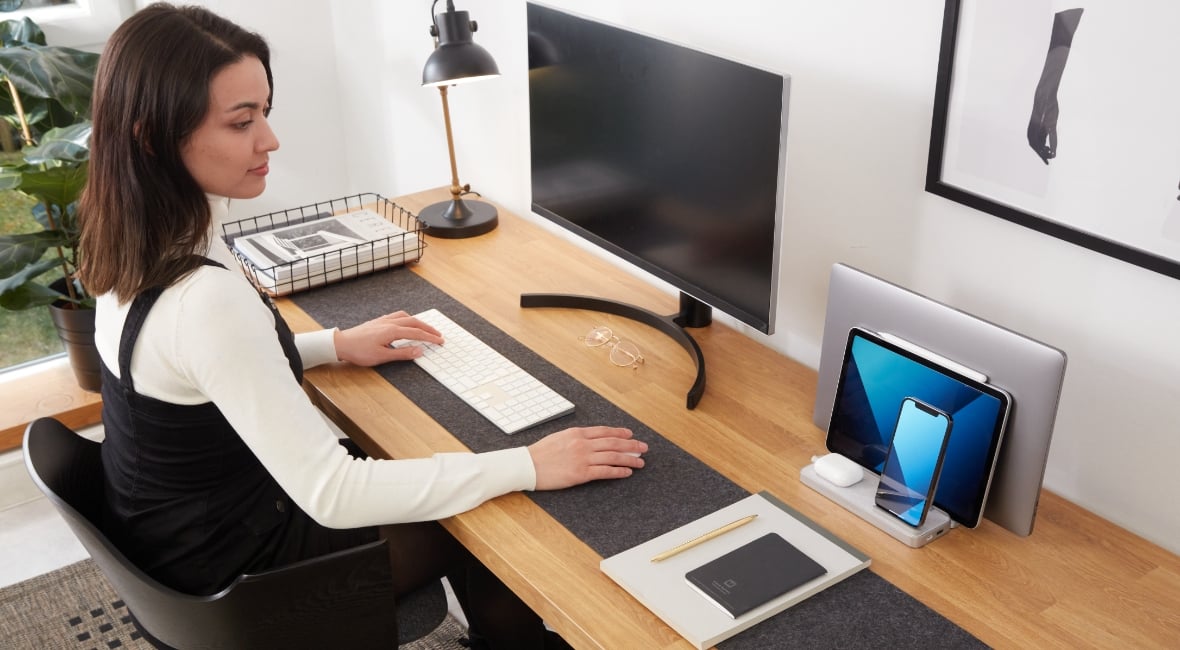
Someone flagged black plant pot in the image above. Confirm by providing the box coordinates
[48,281,102,393]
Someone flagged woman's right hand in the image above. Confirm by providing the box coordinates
[528,426,647,490]
[334,310,443,366]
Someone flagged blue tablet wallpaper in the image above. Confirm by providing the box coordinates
[826,328,1009,526]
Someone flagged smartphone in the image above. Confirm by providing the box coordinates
[875,398,953,527]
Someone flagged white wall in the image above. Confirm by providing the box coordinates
[133,0,352,218]
[175,1,1179,553]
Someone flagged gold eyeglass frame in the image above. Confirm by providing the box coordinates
[580,325,644,370]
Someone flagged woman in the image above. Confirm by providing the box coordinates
[77,4,646,648]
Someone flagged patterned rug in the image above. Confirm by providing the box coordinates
[0,559,467,649]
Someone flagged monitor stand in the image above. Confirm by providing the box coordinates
[520,291,708,409]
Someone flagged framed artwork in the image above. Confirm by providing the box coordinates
[926,0,1180,280]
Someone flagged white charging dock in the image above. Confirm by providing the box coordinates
[800,462,953,548]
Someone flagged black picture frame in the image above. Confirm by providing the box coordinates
[926,0,1180,281]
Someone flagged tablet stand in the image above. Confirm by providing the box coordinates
[800,463,953,548]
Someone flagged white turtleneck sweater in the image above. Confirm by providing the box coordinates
[94,197,536,529]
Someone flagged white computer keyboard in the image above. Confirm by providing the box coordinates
[392,308,575,435]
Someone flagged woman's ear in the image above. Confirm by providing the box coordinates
[133,121,154,155]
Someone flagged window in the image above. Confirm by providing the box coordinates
[0,0,127,375]
[0,0,131,49]
[0,173,64,371]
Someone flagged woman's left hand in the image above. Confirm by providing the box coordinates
[333,311,443,367]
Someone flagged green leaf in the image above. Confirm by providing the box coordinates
[0,91,43,123]
[0,254,61,285]
[32,202,78,241]
[24,122,89,163]
[0,253,61,291]
[0,231,66,277]
[0,18,46,47]
[40,97,77,131]
[0,276,63,309]
[0,43,99,118]
[14,160,86,209]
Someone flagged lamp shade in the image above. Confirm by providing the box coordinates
[422,9,500,87]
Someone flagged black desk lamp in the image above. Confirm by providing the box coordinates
[419,0,500,238]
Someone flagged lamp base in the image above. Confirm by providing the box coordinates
[418,197,499,239]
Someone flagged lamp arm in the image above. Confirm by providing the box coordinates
[437,85,465,201]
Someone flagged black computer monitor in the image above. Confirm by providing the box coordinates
[813,263,1068,536]
[526,2,789,334]
[524,3,790,408]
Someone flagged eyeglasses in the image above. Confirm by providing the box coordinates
[581,326,644,370]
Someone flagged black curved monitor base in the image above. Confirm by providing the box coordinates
[520,292,707,409]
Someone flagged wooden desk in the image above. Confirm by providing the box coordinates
[278,188,1180,649]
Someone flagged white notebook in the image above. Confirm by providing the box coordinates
[600,491,870,649]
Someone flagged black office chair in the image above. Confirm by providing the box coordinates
[23,417,448,649]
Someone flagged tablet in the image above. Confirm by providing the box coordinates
[825,327,1011,528]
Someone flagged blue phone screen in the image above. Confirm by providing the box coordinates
[826,329,1009,526]
[876,399,950,526]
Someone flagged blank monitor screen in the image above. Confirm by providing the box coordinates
[526,2,789,334]
[813,263,1067,536]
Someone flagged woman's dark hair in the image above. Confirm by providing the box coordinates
[79,3,272,301]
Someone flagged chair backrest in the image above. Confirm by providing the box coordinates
[23,417,402,649]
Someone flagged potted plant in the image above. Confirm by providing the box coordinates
[0,17,99,390]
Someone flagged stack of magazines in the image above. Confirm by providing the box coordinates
[227,207,422,295]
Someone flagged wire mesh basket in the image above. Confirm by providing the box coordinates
[220,193,426,296]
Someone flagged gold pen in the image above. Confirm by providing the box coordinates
[650,514,758,563]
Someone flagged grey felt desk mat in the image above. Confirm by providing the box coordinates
[292,268,984,649]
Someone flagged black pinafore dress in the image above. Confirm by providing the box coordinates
[99,259,376,595]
